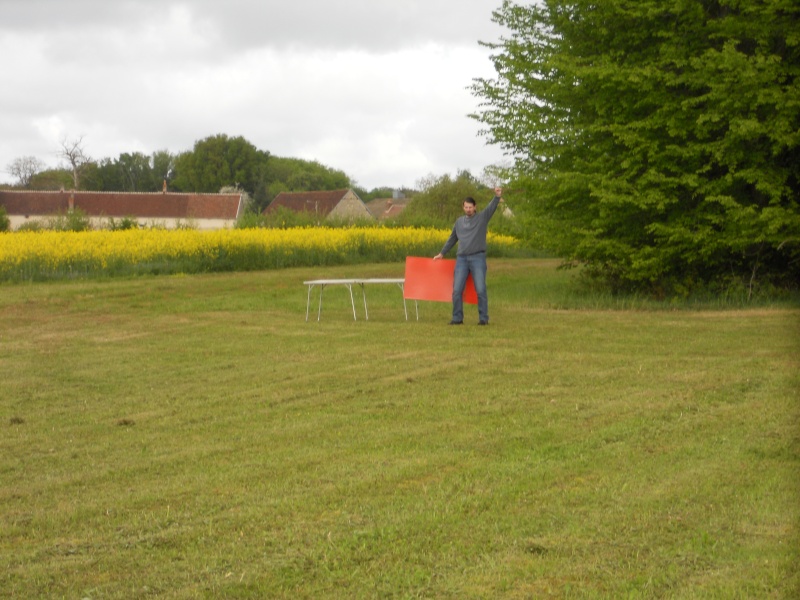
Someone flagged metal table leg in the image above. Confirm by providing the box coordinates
[317,284,324,321]
[347,284,357,320]
[360,283,369,320]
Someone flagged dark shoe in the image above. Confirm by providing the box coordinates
[448,320,463,325]
[478,320,489,326]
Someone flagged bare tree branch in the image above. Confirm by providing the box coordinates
[7,155,46,187]
[57,135,91,189]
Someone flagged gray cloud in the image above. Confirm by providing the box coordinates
[0,0,507,189]
[2,0,502,50]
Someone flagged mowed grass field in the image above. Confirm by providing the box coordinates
[1,259,798,598]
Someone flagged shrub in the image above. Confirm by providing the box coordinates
[46,208,93,232]
[107,216,140,231]
[235,212,267,229]
[16,220,44,232]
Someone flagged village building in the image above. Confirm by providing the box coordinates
[264,189,373,221]
[365,197,411,221]
[0,189,245,230]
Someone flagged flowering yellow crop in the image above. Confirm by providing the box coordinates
[0,227,520,281]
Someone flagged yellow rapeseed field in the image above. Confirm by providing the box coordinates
[0,227,520,280]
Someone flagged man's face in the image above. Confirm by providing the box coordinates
[463,201,476,217]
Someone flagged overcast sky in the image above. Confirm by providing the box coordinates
[0,0,509,190]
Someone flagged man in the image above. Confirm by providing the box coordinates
[433,187,503,325]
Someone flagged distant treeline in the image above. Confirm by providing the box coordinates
[3,133,415,212]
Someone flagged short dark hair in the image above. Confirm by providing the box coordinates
[463,197,476,206]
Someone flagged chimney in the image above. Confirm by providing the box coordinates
[162,179,167,194]
[68,193,75,211]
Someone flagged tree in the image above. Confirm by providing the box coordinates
[472,0,800,295]
[7,156,45,187]
[79,161,103,191]
[57,136,91,190]
[171,134,268,195]
[263,157,351,191]
[151,150,175,189]
[28,168,73,191]
[354,185,408,203]
[0,206,10,232]
[84,158,121,191]
[257,156,352,212]
[116,152,153,191]
[398,170,490,226]
[85,150,175,192]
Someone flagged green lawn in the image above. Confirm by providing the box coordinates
[1,259,798,598]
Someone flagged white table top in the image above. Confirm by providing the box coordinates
[304,278,404,285]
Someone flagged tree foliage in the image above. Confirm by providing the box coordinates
[84,151,176,192]
[399,170,488,226]
[171,134,268,195]
[355,186,403,203]
[28,168,73,191]
[165,135,352,212]
[472,0,800,295]
[264,157,350,192]
[257,156,352,212]
[0,206,9,232]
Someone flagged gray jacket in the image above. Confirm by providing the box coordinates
[439,196,501,256]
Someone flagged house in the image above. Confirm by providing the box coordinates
[264,189,373,221]
[0,189,245,230]
[365,197,410,221]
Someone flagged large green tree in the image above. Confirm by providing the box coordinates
[151,150,175,189]
[27,168,73,191]
[113,152,153,191]
[473,0,800,295]
[171,134,268,195]
[399,170,489,226]
[84,151,176,192]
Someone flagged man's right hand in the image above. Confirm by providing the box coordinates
[433,253,443,260]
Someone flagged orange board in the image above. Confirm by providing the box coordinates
[403,256,478,304]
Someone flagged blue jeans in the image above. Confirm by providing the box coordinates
[452,252,488,323]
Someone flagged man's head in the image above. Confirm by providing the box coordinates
[463,197,477,217]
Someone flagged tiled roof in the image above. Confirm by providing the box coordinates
[365,198,410,220]
[264,189,351,216]
[0,190,243,220]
